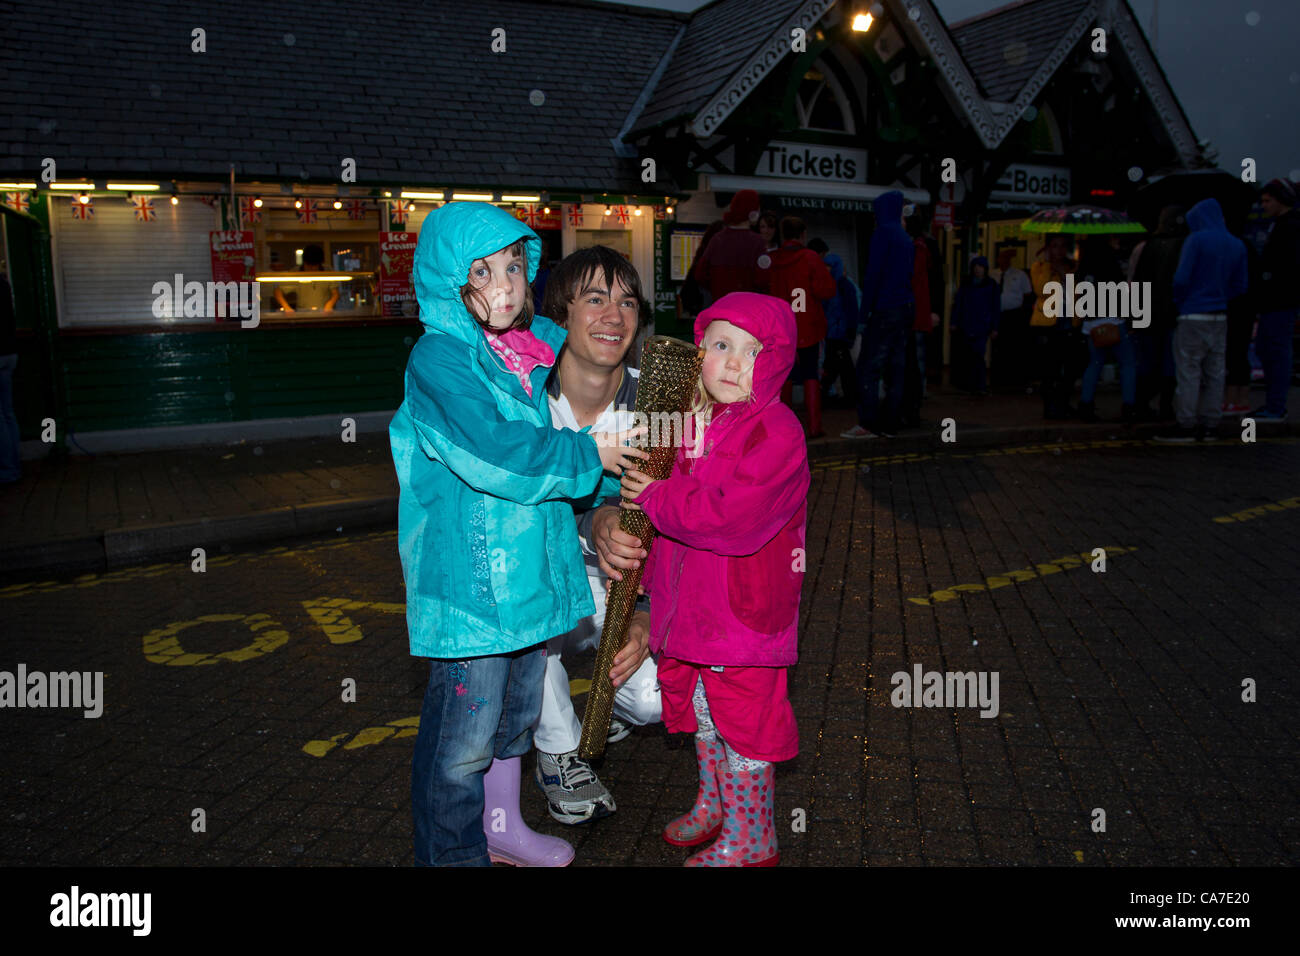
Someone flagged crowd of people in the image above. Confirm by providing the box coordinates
[678,178,1299,441]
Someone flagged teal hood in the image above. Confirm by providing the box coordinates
[413,200,541,341]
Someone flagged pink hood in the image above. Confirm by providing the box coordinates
[638,292,810,669]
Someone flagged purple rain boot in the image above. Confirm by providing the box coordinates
[482,757,574,867]
[684,762,779,867]
[663,735,724,846]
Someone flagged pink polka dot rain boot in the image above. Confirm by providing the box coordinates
[663,735,724,847]
[684,762,779,867]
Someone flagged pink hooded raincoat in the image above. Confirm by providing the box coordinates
[638,292,810,668]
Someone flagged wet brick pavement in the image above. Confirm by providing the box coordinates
[1,436,1297,866]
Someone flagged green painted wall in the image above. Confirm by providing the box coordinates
[21,323,419,437]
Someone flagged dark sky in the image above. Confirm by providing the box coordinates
[603,0,1299,185]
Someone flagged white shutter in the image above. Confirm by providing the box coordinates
[52,196,219,327]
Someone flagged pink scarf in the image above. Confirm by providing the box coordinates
[483,326,556,397]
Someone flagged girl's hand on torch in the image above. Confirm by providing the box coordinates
[592,426,649,476]
[620,469,654,512]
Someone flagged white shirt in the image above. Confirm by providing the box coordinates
[996,267,1032,312]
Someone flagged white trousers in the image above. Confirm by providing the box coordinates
[533,569,661,755]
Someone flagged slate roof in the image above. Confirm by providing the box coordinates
[0,0,684,191]
[948,0,1087,102]
[627,0,803,135]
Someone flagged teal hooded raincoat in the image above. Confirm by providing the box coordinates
[390,202,604,658]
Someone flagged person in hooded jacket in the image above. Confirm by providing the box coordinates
[843,190,914,438]
[1128,205,1187,420]
[390,202,647,867]
[765,217,837,437]
[950,256,1001,395]
[1155,198,1249,441]
[813,246,860,408]
[1253,178,1300,420]
[620,292,810,866]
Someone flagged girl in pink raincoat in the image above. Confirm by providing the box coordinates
[621,291,810,866]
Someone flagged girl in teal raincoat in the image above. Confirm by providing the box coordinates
[390,202,644,867]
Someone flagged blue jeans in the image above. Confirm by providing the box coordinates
[0,354,19,482]
[1080,324,1138,405]
[411,644,546,867]
[1256,310,1295,415]
[856,306,911,432]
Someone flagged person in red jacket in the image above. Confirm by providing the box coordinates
[693,189,770,301]
[764,217,837,437]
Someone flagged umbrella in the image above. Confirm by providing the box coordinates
[1132,168,1256,233]
[1021,205,1147,234]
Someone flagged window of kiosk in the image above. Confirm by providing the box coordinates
[255,207,382,317]
[575,228,631,258]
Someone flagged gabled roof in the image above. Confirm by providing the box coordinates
[949,0,1085,102]
[629,0,806,135]
[0,0,683,190]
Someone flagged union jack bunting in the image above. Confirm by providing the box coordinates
[296,199,317,224]
[345,199,369,220]
[70,196,94,219]
[3,192,28,213]
[240,196,262,224]
[389,200,408,226]
[653,204,666,220]
[615,205,630,225]
[517,204,540,228]
[132,196,156,221]
[567,204,583,227]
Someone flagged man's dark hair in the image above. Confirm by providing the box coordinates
[806,237,829,255]
[303,244,325,267]
[540,245,650,330]
[779,216,806,241]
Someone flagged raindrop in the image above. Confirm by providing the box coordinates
[329,479,341,489]
[224,390,235,403]
[253,446,264,456]
[149,84,162,99]
[757,254,771,269]
[1127,166,1144,182]
[1244,11,1260,26]
[283,33,296,46]
[908,6,920,19]
[529,89,546,106]
[37,118,57,134]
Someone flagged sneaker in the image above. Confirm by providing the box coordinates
[1221,402,1251,416]
[1153,425,1196,443]
[1195,425,1219,443]
[606,716,632,745]
[840,425,879,439]
[534,751,616,825]
[1248,407,1286,421]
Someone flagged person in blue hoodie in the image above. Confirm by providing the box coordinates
[842,190,914,438]
[390,202,647,866]
[1155,198,1249,442]
[807,241,860,408]
[950,256,1001,395]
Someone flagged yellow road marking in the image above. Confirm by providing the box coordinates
[300,596,405,644]
[1211,495,1300,524]
[907,546,1137,606]
[141,612,291,665]
[302,716,419,758]
[0,529,398,599]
